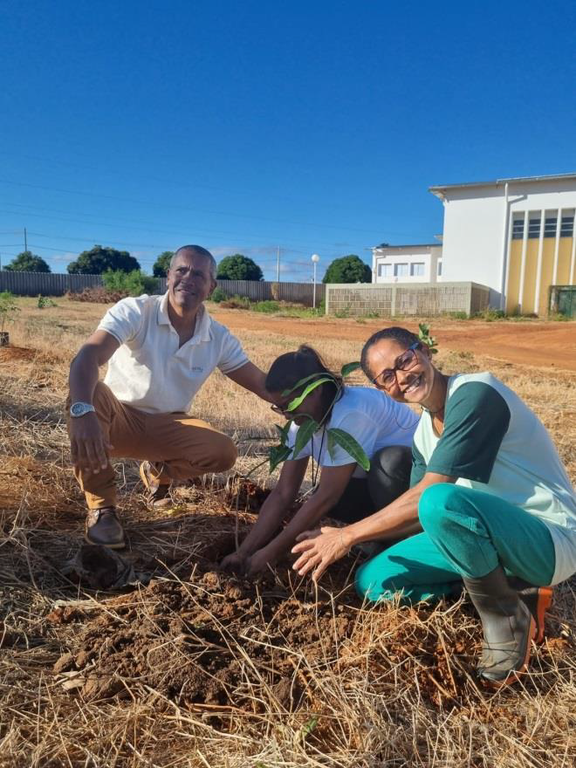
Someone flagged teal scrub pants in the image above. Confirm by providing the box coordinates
[355,483,556,604]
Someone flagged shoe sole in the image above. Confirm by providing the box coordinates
[139,462,172,508]
[483,615,536,689]
[84,532,126,550]
[532,587,553,645]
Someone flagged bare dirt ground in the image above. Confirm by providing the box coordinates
[1,298,576,766]
[210,308,576,372]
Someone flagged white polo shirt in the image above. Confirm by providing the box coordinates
[97,293,248,414]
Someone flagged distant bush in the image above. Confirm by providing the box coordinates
[67,287,128,304]
[253,300,280,313]
[102,269,158,296]
[473,308,506,321]
[210,286,228,303]
[220,294,251,310]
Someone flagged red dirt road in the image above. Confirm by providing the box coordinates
[211,310,576,372]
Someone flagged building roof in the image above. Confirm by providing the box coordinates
[373,243,440,250]
[430,172,576,199]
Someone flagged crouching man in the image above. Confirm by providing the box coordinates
[67,244,268,549]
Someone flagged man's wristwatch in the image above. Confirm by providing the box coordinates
[70,402,96,418]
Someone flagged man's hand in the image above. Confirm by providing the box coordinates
[291,526,352,582]
[220,551,248,574]
[69,412,113,476]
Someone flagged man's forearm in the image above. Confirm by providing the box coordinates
[69,347,101,403]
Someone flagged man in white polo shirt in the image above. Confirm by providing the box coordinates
[67,244,269,549]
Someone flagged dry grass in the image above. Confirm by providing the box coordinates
[1,297,575,767]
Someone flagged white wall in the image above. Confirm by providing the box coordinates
[373,245,442,284]
[437,178,576,307]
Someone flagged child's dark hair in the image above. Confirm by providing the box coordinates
[360,327,420,379]
[266,345,342,411]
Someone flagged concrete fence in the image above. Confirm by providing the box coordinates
[0,272,325,307]
[325,282,490,318]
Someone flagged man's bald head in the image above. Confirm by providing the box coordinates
[171,245,217,279]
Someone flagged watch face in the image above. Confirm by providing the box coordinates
[71,402,90,417]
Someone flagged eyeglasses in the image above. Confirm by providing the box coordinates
[371,342,421,390]
[270,404,291,416]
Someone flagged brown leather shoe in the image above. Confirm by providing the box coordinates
[85,507,125,549]
[139,461,173,509]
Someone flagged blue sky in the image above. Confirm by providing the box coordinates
[1,0,575,281]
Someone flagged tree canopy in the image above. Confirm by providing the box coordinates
[4,251,51,273]
[322,255,372,284]
[217,254,264,281]
[152,251,174,278]
[67,245,140,275]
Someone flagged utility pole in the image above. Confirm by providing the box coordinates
[276,246,281,282]
[24,227,28,253]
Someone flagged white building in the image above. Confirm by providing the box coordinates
[430,173,576,312]
[372,243,443,284]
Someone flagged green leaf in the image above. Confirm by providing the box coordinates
[340,361,361,378]
[269,444,292,473]
[275,422,291,446]
[281,372,331,397]
[287,377,334,411]
[301,716,318,737]
[326,430,337,462]
[292,417,320,459]
[326,428,371,472]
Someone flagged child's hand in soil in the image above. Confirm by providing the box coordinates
[245,547,275,577]
[221,552,247,574]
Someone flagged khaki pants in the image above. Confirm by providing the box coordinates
[67,382,237,510]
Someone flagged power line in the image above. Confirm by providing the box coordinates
[0,176,404,235]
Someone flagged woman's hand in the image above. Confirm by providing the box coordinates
[291,526,352,582]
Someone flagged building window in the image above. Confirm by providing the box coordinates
[410,262,425,276]
[512,214,525,240]
[378,263,393,277]
[437,260,443,276]
[544,212,558,238]
[561,212,575,238]
[394,263,409,277]
[528,214,541,239]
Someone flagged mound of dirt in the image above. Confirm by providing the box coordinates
[51,531,492,713]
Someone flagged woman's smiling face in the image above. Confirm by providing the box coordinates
[366,338,434,405]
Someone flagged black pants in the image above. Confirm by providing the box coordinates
[328,445,412,525]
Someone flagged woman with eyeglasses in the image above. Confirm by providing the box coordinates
[221,344,419,576]
[292,327,576,686]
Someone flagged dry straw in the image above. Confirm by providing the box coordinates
[1,297,575,767]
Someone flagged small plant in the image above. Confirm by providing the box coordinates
[418,323,438,354]
[37,294,57,309]
[0,291,19,344]
[268,362,370,473]
[210,286,228,303]
[334,304,351,319]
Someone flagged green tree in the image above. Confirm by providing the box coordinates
[322,255,371,284]
[217,254,264,281]
[152,251,174,277]
[67,245,140,275]
[4,251,51,273]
